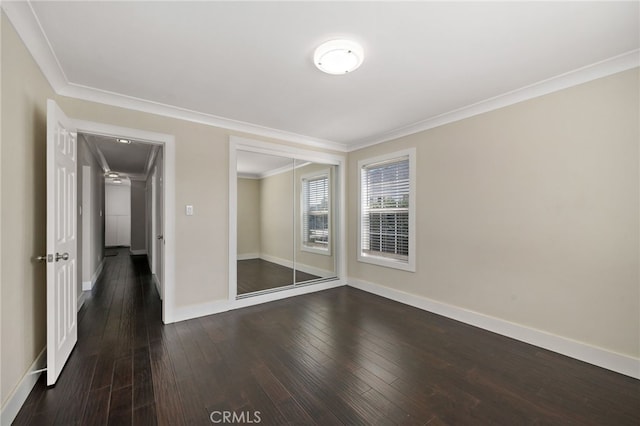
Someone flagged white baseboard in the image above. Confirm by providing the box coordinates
[237,253,260,261]
[129,249,147,255]
[77,291,86,311]
[171,278,346,323]
[1,347,46,426]
[348,278,640,379]
[152,274,162,300]
[82,258,105,291]
[259,254,334,278]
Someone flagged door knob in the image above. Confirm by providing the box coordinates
[157,235,163,240]
[55,252,69,261]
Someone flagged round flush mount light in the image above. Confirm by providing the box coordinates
[112,178,122,184]
[106,172,119,178]
[314,39,364,75]
[116,138,131,144]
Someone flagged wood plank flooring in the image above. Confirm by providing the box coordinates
[237,259,319,294]
[13,248,640,425]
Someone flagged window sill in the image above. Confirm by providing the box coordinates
[357,253,415,272]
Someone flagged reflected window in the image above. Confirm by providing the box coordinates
[301,171,330,254]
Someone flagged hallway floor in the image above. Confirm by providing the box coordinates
[12,248,640,425]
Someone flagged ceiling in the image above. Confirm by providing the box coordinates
[237,150,294,179]
[6,2,639,151]
[82,133,157,182]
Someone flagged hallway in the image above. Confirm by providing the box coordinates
[12,249,640,425]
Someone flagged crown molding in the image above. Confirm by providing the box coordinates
[4,1,637,154]
[347,49,640,152]
[60,82,349,152]
[2,1,68,91]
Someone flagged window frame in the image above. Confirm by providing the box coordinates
[357,148,416,272]
[300,169,331,256]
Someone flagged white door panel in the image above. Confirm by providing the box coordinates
[46,99,78,386]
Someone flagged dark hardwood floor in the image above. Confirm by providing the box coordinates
[13,248,640,425]
[237,258,319,294]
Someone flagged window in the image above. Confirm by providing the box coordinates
[301,171,330,254]
[358,149,415,271]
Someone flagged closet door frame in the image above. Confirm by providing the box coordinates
[228,136,347,306]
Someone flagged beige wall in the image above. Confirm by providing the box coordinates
[1,12,54,405]
[348,68,640,358]
[237,178,261,256]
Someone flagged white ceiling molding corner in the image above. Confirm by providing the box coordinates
[2,1,68,92]
[347,49,640,152]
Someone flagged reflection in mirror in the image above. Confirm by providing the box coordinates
[294,160,336,285]
[237,151,294,295]
[236,151,338,296]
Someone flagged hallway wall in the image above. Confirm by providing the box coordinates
[78,135,105,293]
[130,181,147,254]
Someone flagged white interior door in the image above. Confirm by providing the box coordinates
[46,99,78,386]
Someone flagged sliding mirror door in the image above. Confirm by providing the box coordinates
[237,151,294,295]
[236,151,337,297]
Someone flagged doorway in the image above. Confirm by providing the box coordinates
[79,131,165,301]
[73,119,175,323]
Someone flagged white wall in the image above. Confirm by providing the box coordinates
[78,135,105,289]
[130,180,146,253]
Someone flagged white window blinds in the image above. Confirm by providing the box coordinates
[360,156,410,261]
[302,174,329,250]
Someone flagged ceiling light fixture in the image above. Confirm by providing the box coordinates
[106,172,119,178]
[314,39,364,75]
[116,138,131,144]
[112,178,122,184]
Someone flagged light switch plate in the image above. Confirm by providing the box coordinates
[186,205,194,216]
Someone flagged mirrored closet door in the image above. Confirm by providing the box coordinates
[236,151,337,296]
